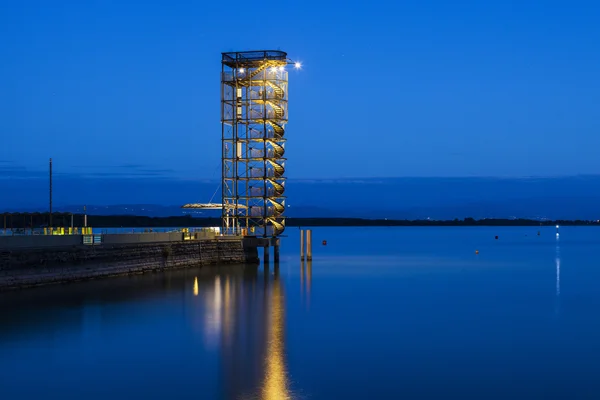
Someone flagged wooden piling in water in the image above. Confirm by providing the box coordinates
[300,229,305,260]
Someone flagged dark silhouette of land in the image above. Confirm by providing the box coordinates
[1,212,598,229]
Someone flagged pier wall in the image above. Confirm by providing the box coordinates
[0,237,258,290]
[0,231,219,249]
[0,235,82,249]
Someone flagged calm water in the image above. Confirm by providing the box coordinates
[2,226,600,399]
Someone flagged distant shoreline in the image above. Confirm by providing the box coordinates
[1,213,598,228]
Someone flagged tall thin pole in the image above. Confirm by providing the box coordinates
[49,158,53,232]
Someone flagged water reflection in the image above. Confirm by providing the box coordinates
[300,260,312,308]
[0,266,293,400]
[201,275,223,347]
[556,242,561,297]
[262,269,291,400]
[189,267,293,399]
[307,261,312,301]
[555,236,561,316]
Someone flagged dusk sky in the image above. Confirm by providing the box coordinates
[1,0,599,181]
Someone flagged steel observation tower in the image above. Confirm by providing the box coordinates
[221,50,300,238]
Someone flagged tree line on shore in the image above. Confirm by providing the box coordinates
[0,212,598,229]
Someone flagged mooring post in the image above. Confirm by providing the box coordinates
[300,229,305,261]
[263,245,270,265]
[307,229,313,261]
[274,244,280,263]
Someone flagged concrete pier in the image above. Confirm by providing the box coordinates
[0,234,264,290]
[241,236,279,265]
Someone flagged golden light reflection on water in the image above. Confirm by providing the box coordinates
[189,269,293,399]
[261,275,291,400]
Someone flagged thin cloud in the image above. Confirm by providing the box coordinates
[136,168,175,174]
[116,165,175,175]
[71,164,145,170]
[117,163,146,169]
[0,161,175,180]
[0,165,48,179]
[71,164,174,174]
[80,171,171,178]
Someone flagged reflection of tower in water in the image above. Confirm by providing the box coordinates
[217,270,265,399]
[211,267,292,399]
[262,270,291,400]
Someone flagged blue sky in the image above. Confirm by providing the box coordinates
[1,0,600,180]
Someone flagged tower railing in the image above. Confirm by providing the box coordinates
[221,51,290,238]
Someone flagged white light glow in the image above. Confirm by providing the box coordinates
[556,256,560,295]
[294,62,302,69]
[270,67,278,72]
[278,66,284,71]
[556,225,560,229]
[239,68,245,73]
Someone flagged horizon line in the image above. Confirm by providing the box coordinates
[2,174,600,182]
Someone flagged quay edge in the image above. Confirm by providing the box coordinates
[0,233,273,290]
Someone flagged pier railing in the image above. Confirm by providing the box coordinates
[0,227,245,249]
[0,227,227,236]
[0,227,92,236]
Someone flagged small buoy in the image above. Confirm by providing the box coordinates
[495,235,498,240]
[475,250,479,254]
[322,240,327,246]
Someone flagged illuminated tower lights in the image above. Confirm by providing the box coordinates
[221,51,300,237]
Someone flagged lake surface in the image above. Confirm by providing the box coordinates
[1,226,600,399]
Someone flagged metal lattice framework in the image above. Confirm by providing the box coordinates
[221,50,291,237]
